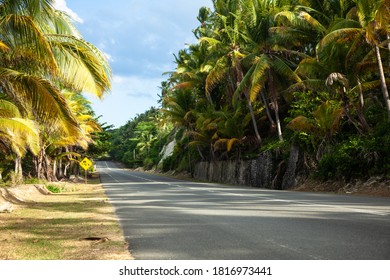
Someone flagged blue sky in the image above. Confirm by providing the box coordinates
[54,0,212,128]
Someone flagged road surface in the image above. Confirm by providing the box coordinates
[97,161,390,260]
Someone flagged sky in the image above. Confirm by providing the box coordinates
[54,0,213,128]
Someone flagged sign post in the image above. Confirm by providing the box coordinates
[79,157,93,184]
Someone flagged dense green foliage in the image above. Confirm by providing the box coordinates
[111,0,389,181]
[110,108,173,170]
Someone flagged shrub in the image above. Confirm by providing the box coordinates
[46,184,62,193]
[162,155,176,172]
[317,128,389,180]
[143,158,155,170]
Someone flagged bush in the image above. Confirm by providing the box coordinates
[143,158,155,170]
[46,184,62,193]
[162,155,176,172]
[317,126,390,180]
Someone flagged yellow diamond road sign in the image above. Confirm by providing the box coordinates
[80,157,93,171]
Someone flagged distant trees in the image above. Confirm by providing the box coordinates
[110,108,172,170]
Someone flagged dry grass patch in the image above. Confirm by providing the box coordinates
[0,177,133,260]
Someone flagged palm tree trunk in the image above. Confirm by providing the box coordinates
[261,90,275,126]
[236,63,262,145]
[52,157,58,181]
[44,154,57,182]
[388,34,390,51]
[357,78,365,109]
[35,150,45,179]
[247,98,262,145]
[272,96,283,142]
[374,45,390,121]
[14,156,23,182]
[356,78,369,133]
[268,73,283,141]
[58,157,64,179]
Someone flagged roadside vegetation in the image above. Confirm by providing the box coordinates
[1,0,388,187]
[111,0,390,182]
[0,0,128,260]
[0,0,111,186]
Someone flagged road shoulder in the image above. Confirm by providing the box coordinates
[0,176,133,260]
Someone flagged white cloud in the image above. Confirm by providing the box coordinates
[142,33,162,49]
[112,75,163,98]
[53,0,84,23]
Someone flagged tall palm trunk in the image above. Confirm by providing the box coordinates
[272,96,283,142]
[35,150,45,179]
[247,97,262,144]
[261,89,275,127]
[35,148,57,181]
[236,63,262,145]
[14,156,23,182]
[58,157,64,179]
[356,78,370,133]
[374,45,390,121]
[43,154,57,182]
[268,73,283,141]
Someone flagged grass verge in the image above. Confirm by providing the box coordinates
[0,175,133,260]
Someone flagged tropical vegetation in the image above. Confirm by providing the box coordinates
[112,0,390,181]
[2,0,389,186]
[0,0,111,184]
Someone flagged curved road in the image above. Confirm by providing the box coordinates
[97,161,390,260]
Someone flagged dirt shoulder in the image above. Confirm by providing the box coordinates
[0,175,133,260]
[294,176,390,197]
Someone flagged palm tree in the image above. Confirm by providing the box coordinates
[0,0,111,181]
[199,2,263,144]
[235,0,305,142]
[36,91,101,180]
[317,0,390,120]
[287,100,344,160]
[0,99,39,180]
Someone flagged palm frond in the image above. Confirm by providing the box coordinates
[233,63,255,106]
[0,99,22,118]
[0,14,57,71]
[48,35,111,98]
[205,56,229,97]
[272,56,302,82]
[317,28,363,53]
[249,55,270,102]
[285,79,326,93]
[287,115,314,133]
[0,67,79,135]
[0,117,40,156]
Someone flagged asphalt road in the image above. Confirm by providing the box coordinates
[97,161,390,260]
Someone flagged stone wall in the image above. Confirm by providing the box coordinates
[194,151,275,189]
[194,145,303,189]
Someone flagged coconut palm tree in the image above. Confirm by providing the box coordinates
[317,0,390,120]
[0,0,111,181]
[0,99,39,180]
[199,2,263,144]
[234,0,305,142]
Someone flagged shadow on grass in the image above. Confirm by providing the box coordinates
[0,182,131,260]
